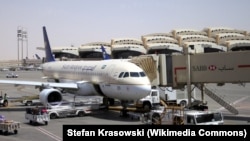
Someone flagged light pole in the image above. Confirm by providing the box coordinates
[17,26,22,66]
[22,28,28,58]
[17,26,28,66]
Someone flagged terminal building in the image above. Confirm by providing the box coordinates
[111,38,146,59]
[142,33,182,55]
[50,46,79,61]
[79,42,111,60]
[36,26,250,61]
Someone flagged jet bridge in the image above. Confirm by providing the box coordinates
[132,51,250,88]
[130,51,250,114]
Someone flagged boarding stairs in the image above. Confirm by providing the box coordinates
[196,84,238,115]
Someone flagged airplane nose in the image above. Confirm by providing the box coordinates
[136,84,152,99]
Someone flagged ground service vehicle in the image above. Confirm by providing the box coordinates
[0,115,21,135]
[25,107,50,125]
[135,89,160,111]
[158,86,197,107]
[47,102,93,119]
[22,99,42,106]
[140,106,224,125]
[135,86,198,112]
[0,97,8,107]
[6,72,18,78]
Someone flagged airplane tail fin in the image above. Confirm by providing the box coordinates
[101,46,111,60]
[35,54,41,59]
[43,26,55,62]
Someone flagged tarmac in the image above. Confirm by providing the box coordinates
[0,70,250,141]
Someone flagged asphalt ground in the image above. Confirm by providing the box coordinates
[0,71,250,141]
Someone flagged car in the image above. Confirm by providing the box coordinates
[22,99,42,106]
[6,72,18,78]
[47,101,72,109]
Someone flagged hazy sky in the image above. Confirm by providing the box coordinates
[0,0,249,60]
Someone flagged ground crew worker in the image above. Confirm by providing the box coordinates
[4,93,7,100]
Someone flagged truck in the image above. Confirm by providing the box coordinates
[47,102,96,119]
[0,115,21,135]
[134,89,160,111]
[158,86,197,107]
[140,105,224,125]
[22,98,42,106]
[134,86,198,112]
[25,107,50,125]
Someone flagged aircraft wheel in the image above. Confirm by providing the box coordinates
[108,98,115,106]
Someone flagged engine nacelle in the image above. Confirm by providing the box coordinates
[39,88,63,106]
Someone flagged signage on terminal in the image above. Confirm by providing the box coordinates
[192,65,207,71]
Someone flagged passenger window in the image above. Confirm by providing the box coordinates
[123,72,129,78]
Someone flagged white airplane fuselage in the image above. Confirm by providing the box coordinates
[0,26,152,106]
[42,59,152,100]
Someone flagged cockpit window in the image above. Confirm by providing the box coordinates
[119,72,146,78]
[130,72,139,77]
[118,72,124,78]
[123,72,129,78]
[139,72,146,77]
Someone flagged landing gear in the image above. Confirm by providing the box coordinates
[108,98,115,106]
[120,101,129,117]
[103,97,115,106]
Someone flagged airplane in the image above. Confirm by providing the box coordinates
[0,26,152,109]
[101,45,111,60]
[35,54,41,60]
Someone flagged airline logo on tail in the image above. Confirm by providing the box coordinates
[101,46,111,60]
[43,26,55,62]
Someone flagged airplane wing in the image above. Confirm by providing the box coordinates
[0,80,79,89]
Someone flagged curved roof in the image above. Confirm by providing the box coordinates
[146,43,183,52]
[111,38,143,46]
[111,44,147,54]
[141,33,173,38]
[79,46,111,55]
[142,36,178,45]
[81,42,111,47]
[225,40,250,51]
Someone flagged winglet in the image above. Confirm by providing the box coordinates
[43,26,55,62]
[101,46,111,60]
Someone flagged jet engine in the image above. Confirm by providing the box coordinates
[39,88,63,106]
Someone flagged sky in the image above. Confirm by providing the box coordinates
[0,0,250,60]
